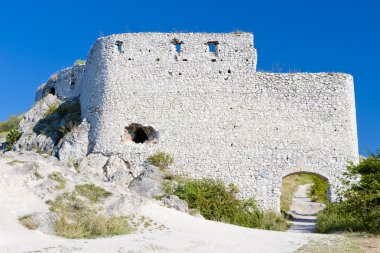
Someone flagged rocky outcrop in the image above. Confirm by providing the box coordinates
[15,94,60,153]
[56,119,90,164]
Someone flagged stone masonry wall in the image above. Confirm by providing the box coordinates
[78,33,357,211]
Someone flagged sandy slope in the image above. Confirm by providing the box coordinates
[0,156,316,253]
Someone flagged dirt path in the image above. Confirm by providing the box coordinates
[287,184,325,233]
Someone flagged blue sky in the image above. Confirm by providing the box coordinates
[0,0,379,154]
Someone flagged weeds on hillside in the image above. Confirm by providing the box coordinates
[75,184,112,203]
[48,172,66,190]
[47,186,131,239]
[18,215,38,230]
[0,116,21,133]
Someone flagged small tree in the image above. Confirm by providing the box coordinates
[6,129,22,151]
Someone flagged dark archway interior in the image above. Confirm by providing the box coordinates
[133,128,148,143]
[49,87,56,95]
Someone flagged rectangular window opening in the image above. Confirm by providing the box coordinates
[116,41,123,53]
[208,41,219,55]
[175,43,182,53]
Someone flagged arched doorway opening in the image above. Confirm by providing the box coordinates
[280,172,329,213]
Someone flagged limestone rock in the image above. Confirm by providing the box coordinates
[129,164,165,198]
[56,119,90,165]
[15,94,60,153]
[161,195,188,212]
[104,193,145,217]
[79,153,109,180]
[103,155,133,185]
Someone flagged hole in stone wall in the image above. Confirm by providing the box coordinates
[70,81,75,88]
[123,123,158,144]
[228,69,232,74]
[48,87,55,95]
[115,41,123,53]
[211,59,216,62]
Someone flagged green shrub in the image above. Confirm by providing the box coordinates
[147,151,174,171]
[75,184,112,203]
[0,116,21,133]
[316,152,380,234]
[5,129,22,151]
[169,178,287,231]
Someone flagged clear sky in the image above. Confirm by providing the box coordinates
[0,0,379,155]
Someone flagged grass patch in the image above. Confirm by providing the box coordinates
[75,184,112,203]
[167,178,287,231]
[281,173,328,212]
[48,172,66,190]
[74,59,86,66]
[18,215,38,230]
[0,131,9,138]
[0,115,21,133]
[48,190,131,239]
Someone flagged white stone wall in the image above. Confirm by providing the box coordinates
[76,32,359,211]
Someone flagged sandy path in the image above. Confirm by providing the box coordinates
[287,184,325,233]
[0,157,315,253]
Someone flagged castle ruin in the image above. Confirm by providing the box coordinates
[36,32,359,211]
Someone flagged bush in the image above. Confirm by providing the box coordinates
[0,116,21,133]
[5,129,22,151]
[316,152,380,234]
[147,151,174,171]
[168,178,287,231]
